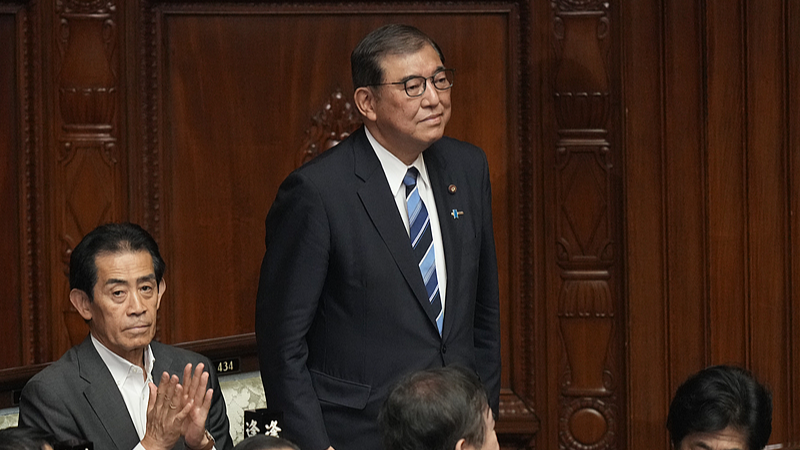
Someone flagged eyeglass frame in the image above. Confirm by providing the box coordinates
[366,68,456,98]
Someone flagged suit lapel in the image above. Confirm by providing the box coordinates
[426,148,464,340]
[77,336,141,450]
[151,341,176,379]
[352,129,440,330]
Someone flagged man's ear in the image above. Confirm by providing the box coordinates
[156,279,166,310]
[454,438,469,450]
[354,87,378,122]
[69,289,93,322]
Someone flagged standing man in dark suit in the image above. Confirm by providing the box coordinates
[19,223,233,450]
[256,24,501,450]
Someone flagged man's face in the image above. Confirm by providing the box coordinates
[369,44,452,159]
[73,250,164,366]
[676,426,749,450]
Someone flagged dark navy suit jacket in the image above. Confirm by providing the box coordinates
[256,127,501,450]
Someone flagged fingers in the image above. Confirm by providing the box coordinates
[160,373,178,403]
[201,387,213,411]
[143,373,187,448]
[183,363,194,392]
[172,384,194,421]
[181,363,210,408]
[180,366,213,444]
[150,372,173,415]
[193,369,210,406]
[146,381,159,415]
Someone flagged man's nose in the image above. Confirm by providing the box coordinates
[128,292,147,314]
[421,80,441,105]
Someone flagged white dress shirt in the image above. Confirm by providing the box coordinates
[91,335,153,450]
[365,127,448,318]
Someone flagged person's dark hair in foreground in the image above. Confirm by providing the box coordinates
[667,365,772,450]
[0,426,55,450]
[380,366,497,450]
[69,222,166,301]
[232,435,301,450]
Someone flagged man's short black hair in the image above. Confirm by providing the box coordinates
[233,435,300,450]
[351,23,445,91]
[667,365,772,450]
[379,365,488,450]
[69,222,166,301]
[0,427,55,450]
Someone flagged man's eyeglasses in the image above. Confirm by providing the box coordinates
[369,68,455,98]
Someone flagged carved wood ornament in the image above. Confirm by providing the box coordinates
[55,0,122,351]
[552,0,618,449]
[298,88,361,167]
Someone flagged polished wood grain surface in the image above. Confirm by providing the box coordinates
[1,1,799,449]
[0,12,22,369]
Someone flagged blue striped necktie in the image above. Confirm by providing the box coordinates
[404,167,443,335]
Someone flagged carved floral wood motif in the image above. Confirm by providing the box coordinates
[297,88,361,167]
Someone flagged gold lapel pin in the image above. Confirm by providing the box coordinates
[451,210,464,219]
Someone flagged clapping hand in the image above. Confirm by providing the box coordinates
[140,372,192,450]
[179,363,214,449]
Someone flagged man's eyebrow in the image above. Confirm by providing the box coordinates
[399,66,447,83]
[138,274,157,283]
[103,274,155,286]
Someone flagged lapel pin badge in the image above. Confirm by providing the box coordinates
[451,209,464,219]
[448,184,457,194]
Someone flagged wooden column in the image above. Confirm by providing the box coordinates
[48,0,127,359]
[550,1,622,450]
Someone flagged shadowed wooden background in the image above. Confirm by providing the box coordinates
[0,1,798,449]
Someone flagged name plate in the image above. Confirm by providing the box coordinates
[244,408,284,439]
[212,357,240,374]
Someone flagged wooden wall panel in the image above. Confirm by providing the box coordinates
[625,0,800,449]
[0,1,45,371]
[0,11,22,369]
[621,0,669,448]
[149,5,539,447]
[790,0,800,444]
[663,0,706,389]
[745,0,789,443]
[3,1,800,449]
[155,5,516,344]
[705,0,748,365]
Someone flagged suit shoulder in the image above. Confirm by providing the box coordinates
[430,136,488,168]
[438,135,484,151]
[23,346,83,394]
[292,131,359,178]
[150,341,211,364]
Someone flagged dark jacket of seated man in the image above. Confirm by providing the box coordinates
[19,223,233,450]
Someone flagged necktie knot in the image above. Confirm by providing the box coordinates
[403,168,419,188]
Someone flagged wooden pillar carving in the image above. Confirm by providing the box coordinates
[551,1,619,450]
[51,0,126,357]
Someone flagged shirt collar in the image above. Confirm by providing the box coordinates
[91,334,155,386]
[364,127,430,194]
